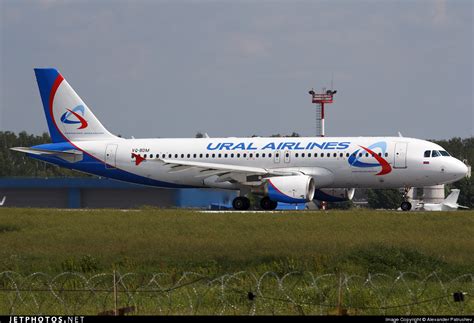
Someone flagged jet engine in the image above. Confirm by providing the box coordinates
[314,188,355,202]
[262,175,316,203]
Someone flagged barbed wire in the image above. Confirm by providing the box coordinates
[0,271,472,315]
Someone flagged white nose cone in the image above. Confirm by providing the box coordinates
[452,159,468,181]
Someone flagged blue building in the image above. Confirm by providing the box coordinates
[0,177,237,209]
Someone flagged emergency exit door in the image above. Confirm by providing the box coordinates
[274,150,281,164]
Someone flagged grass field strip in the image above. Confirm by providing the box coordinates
[0,271,472,315]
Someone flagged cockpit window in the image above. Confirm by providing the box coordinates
[439,151,450,156]
[424,150,431,158]
[431,150,440,157]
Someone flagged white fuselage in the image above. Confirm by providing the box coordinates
[72,136,467,190]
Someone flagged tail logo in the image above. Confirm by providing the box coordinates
[60,105,88,129]
[348,141,392,175]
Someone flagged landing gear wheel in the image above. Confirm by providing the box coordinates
[260,197,278,211]
[232,196,250,210]
[400,186,412,211]
[401,201,412,211]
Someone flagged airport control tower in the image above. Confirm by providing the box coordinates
[309,88,337,137]
[309,87,337,210]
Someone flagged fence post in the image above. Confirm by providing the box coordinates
[113,270,118,316]
[337,274,347,315]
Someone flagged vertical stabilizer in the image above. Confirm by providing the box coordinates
[34,68,117,143]
[443,189,460,206]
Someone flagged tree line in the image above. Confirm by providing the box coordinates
[0,131,90,178]
[1,131,472,208]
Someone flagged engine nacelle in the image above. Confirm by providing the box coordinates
[264,175,315,203]
[314,188,355,202]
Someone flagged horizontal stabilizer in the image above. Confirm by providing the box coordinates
[443,203,469,209]
[10,147,83,163]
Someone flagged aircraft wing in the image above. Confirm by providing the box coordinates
[10,147,83,163]
[155,158,301,185]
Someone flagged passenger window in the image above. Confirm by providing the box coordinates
[424,150,431,158]
[275,153,279,158]
[187,154,190,158]
[340,153,343,157]
[346,153,350,157]
[231,153,234,158]
[193,154,196,158]
[212,154,215,158]
[285,153,289,157]
[237,153,240,158]
[333,153,337,157]
[224,153,228,158]
[250,153,253,158]
[262,153,266,158]
[144,154,147,158]
[244,153,247,158]
[301,153,305,158]
[218,154,222,158]
[269,153,272,158]
[199,154,202,158]
[181,154,184,158]
[327,153,330,157]
[359,153,362,157]
[315,153,318,157]
[256,153,259,158]
[385,153,388,157]
[295,153,299,158]
[205,154,209,158]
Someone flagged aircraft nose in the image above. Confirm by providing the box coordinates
[450,159,468,181]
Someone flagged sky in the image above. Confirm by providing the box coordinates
[0,0,472,140]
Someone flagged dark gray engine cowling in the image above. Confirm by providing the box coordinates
[314,188,355,202]
[264,175,315,203]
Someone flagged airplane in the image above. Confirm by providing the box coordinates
[10,68,469,211]
[414,189,469,211]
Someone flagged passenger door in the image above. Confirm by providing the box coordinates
[394,142,408,168]
[105,144,118,169]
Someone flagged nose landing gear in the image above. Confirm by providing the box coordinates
[400,187,412,211]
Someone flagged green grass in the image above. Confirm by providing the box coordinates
[0,208,472,275]
[0,208,472,315]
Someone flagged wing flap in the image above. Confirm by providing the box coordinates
[151,158,301,184]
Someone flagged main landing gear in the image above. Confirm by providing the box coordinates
[400,186,412,211]
[232,196,251,210]
[260,197,278,211]
[232,196,278,211]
